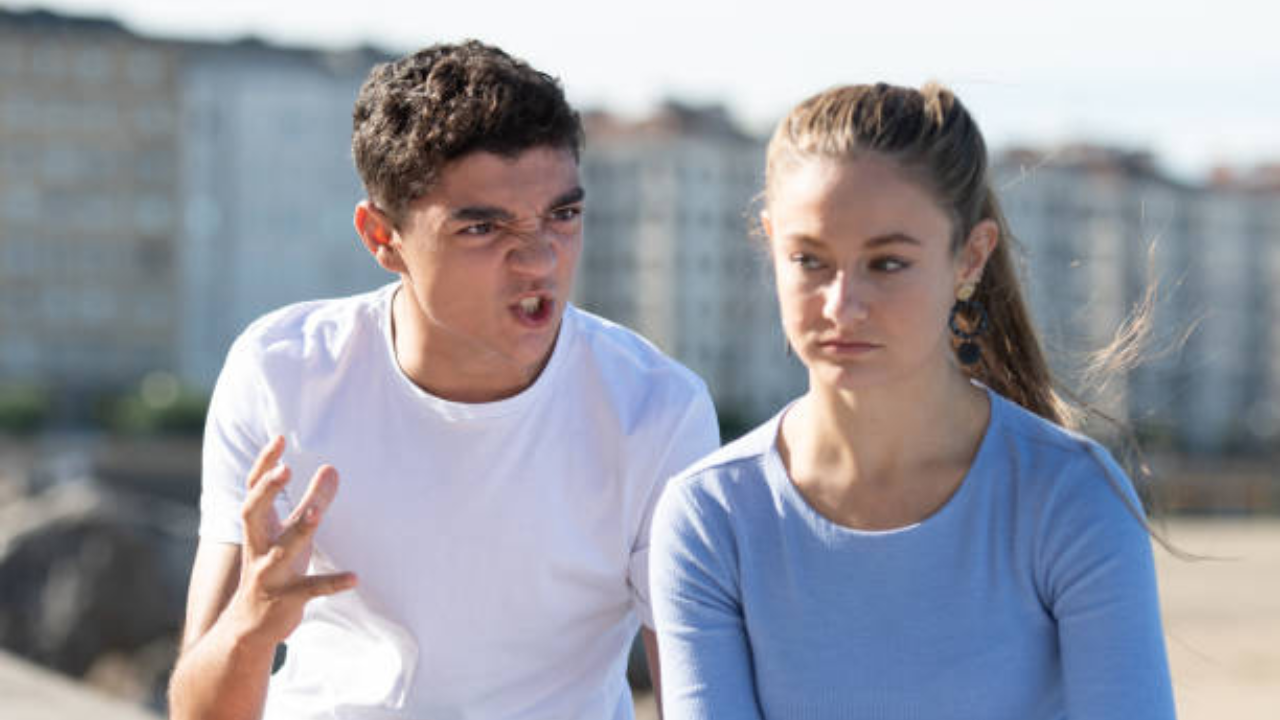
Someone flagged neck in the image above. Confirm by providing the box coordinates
[778,359,990,529]
[390,283,555,403]
[812,365,980,467]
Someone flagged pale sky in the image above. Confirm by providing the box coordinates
[12,0,1278,180]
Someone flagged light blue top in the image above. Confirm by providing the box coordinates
[651,388,1176,719]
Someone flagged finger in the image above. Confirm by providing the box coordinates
[247,436,287,491]
[273,466,339,567]
[282,465,340,527]
[241,463,291,555]
[272,497,325,572]
[289,571,358,600]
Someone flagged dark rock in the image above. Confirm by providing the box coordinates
[0,480,196,679]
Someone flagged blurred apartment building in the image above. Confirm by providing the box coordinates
[177,39,390,386]
[0,11,181,394]
[995,146,1280,452]
[578,104,806,425]
[0,8,391,397]
[2,9,1277,451]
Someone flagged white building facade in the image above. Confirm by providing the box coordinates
[0,10,181,393]
[995,147,1275,452]
[0,9,395,395]
[579,105,806,429]
[177,42,392,387]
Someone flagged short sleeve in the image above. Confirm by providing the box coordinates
[198,336,275,544]
[1037,443,1177,720]
[627,386,719,629]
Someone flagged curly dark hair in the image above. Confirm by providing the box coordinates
[351,40,584,226]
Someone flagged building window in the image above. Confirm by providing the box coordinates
[42,146,83,181]
[31,44,66,78]
[0,43,25,76]
[133,104,175,135]
[135,197,174,235]
[127,50,165,87]
[134,236,173,275]
[1,187,40,223]
[75,46,112,83]
[1,94,39,130]
[0,145,39,174]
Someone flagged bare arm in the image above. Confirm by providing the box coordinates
[167,437,357,720]
[642,627,663,719]
[168,541,275,720]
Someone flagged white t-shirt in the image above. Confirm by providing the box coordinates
[199,282,720,720]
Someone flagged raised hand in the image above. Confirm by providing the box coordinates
[223,436,358,649]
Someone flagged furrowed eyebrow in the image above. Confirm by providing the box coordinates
[546,186,585,211]
[451,205,515,223]
[448,187,585,223]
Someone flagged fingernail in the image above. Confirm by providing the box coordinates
[304,506,318,523]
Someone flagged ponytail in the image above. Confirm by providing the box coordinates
[959,189,1078,428]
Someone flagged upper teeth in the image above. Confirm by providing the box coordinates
[519,297,541,313]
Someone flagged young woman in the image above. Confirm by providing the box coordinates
[650,83,1177,719]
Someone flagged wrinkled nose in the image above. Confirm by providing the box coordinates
[823,270,869,324]
[508,230,558,275]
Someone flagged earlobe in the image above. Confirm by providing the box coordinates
[372,241,405,273]
[962,219,1000,281]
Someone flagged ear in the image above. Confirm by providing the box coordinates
[354,201,406,274]
[759,209,774,240]
[955,218,999,288]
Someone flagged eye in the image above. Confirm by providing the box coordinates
[790,253,826,271]
[460,222,495,237]
[548,205,583,223]
[870,256,911,272]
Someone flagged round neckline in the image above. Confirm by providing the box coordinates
[763,385,1002,538]
[374,282,575,422]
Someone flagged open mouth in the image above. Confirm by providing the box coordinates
[512,294,554,325]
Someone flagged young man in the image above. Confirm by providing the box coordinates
[168,41,718,720]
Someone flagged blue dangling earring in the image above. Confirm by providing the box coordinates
[949,283,989,366]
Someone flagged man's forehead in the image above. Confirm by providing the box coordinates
[433,147,580,206]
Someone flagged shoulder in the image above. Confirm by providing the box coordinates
[567,306,709,396]
[564,305,715,429]
[985,392,1151,579]
[225,284,391,380]
[651,417,780,584]
[657,417,778,523]
[989,390,1142,510]
[991,390,1097,459]
[679,417,777,487]
[984,395,1164,614]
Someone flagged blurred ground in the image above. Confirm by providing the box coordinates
[0,649,160,720]
[1155,518,1280,720]
[634,518,1280,719]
